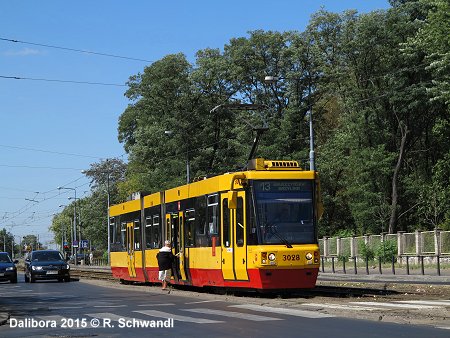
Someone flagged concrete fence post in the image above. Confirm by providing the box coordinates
[415,230,422,256]
[323,236,329,257]
[350,236,356,258]
[336,237,342,257]
[397,231,405,263]
[434,229,441,256]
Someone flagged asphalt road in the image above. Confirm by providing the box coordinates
[0,273,449,337]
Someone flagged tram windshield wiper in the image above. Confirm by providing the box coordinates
[267,224,293,248]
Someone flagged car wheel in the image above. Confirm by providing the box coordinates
[11,276,18,284]
[30,276,36,283]
[64,276,70,282]
[58,278,63,282]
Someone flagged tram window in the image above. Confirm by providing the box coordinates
[110,217,122,252]
[236,197,244,247]
[247,192,258,245]
[153,215,160,248]
[207,194,219,235]
[120,222,127,251]
[195,197,206,235]
[145,216,152,249]
[109,218,115,244]
[171,215,179,248]
[222,199,230,247]
[185,209,195,247]
[134,220,141,250]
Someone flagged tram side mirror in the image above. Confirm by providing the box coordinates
[228,191,237,209]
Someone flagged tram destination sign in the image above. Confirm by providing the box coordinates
[254,180,311,193]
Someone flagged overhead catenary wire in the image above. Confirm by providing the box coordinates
[0,143,113,159]
[0,75,126,87]
[0,37,153,63]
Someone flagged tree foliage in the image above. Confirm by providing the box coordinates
[51,2,450,247]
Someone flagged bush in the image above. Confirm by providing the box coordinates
[375,240,397,263]
[359,242,375,261]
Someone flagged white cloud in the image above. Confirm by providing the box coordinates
[2,48,44,56]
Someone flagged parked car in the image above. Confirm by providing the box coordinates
[0,252,18,283]
[69,253,89,265]
[24,250,70,283]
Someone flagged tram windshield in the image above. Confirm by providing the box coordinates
[253,180,315,245]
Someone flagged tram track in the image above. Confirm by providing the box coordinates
[70,267,407,299]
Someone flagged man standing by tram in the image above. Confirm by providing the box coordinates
[156,240,176,291]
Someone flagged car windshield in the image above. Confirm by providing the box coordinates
[32,251,64,261]
[0,253,12,263]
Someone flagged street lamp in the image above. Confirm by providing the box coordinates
[11,235,21,259]
[264,75,315,171]
[58,186,77,265]
[57,205,68,253]
[81,167,111,265]
[68,196,82,250]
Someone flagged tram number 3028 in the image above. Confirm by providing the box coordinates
[282,254,301,261]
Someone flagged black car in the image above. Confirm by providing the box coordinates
[24,250,70,283]
[0,252,18,283]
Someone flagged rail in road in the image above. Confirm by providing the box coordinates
[69,265,450,298]
[71,265,450,285]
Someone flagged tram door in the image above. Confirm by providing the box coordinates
[126,222,136,278]
[165,213,187,282]
[221,192,249,281]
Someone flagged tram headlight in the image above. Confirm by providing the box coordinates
[305,253,313,260]
[268,253,276,261]
[261,252,267,264]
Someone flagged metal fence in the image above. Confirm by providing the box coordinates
[319,230,450,276]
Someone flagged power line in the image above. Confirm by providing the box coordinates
[0,75,126,87]
[0,37,153,63]
[0,144,104,159]
[0,164,84,170]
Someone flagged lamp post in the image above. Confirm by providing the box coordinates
[106,170,110,265]
[58,186,77,265]
[81,167,111,265]
[57,205,68,253]
[12,235,21,259]
[264,75,315,171]
[68,196,81,251]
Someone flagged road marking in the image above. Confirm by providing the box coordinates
[395,300,450,306]
[436,325,450,330]
[137,303,175,307]
[349,302,438,309]
[183,308,283,321]
[185,300,221,305]
[93,305,127,308]
[301,303,386,311]
[134,310,223,324]
[35,315,68,321]
[229,304,334,318]
[86,312,137,323]
[88,312,135,321]
[49,306,81,310]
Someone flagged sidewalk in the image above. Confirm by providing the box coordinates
[318,271,450,285]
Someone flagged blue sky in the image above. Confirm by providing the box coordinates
[0,1,390,248]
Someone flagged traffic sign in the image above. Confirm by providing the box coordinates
[72,240,78,248]
[80,240,89,249]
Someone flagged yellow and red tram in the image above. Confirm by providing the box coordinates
[109,158,322,290]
